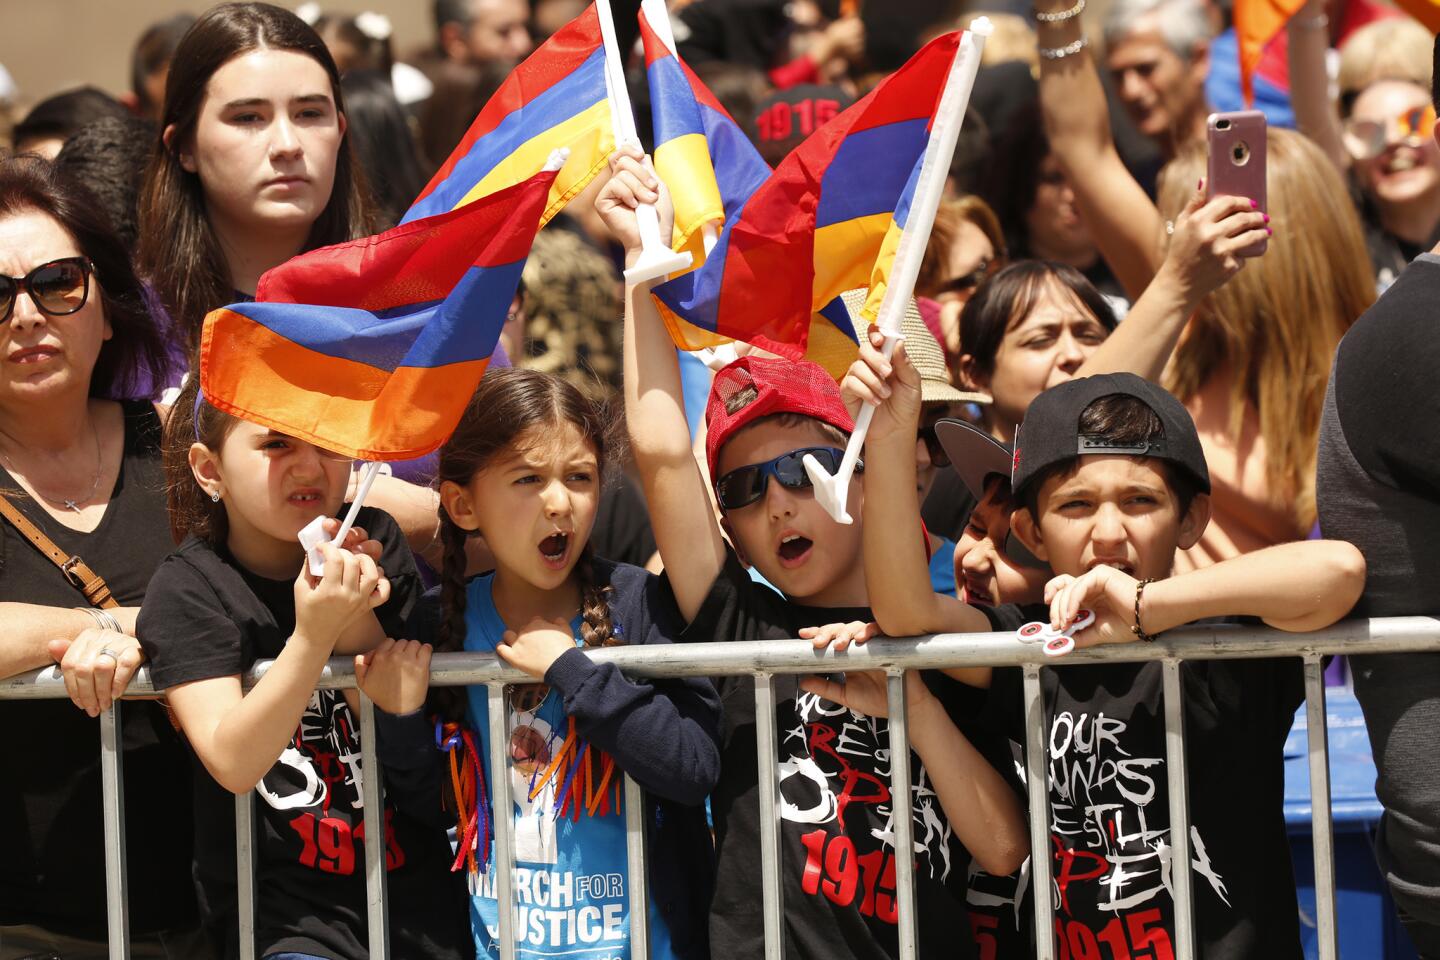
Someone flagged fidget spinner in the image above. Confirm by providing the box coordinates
[1015,609,1096,658]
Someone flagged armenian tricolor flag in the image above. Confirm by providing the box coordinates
[401,4,613,226]
[200,167,557,461]
[650,31,963,362]
[639,1,767,266]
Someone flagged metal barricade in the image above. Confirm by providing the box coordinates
[3,615,1436,960]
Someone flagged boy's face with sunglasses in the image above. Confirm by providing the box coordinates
[714,418,867,606]
[0,212,110,403]
[1348,81,1440,207]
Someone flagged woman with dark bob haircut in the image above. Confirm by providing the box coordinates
[139,1,373,355]
[0,157,204,956]
[957,260,1119,443]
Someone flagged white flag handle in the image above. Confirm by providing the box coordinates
[595,0,692,284]
[805,20,992,524]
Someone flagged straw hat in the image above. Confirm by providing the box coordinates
[840,288,989,406]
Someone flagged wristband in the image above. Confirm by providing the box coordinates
[1131,579,1159,642]
[1040,36,1089,60]
[1035,0,1086,22]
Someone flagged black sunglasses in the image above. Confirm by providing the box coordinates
[935,258,1000,298]
[918,422,950,468]
[0,256,94,324]
[714,446,861,512]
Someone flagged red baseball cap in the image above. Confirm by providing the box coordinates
[704,356,855,481]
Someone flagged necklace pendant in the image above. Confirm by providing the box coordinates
[63,499,80,512]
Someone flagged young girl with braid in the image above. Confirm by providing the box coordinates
[364,367,722,960]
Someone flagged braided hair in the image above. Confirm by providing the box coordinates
[433,368,620,720]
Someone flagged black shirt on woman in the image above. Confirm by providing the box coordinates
[138,508,472,960]
[0,400,198,938]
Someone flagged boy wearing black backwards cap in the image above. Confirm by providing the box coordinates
[598,146,1028,959]
[844,328,1365,958]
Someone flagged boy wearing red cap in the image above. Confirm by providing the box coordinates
[599,148,1027,959]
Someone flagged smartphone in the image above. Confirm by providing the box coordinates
[1207,110,1267,256]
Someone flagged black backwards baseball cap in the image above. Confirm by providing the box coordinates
[1010,373,1211,505]
[934,418,1045,569]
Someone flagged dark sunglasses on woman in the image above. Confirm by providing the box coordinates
[0,256,94,323]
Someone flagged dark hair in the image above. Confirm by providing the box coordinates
[131,14,198,117]
[979,99,1051,259]
[419,60,507,170]
[314,13,396,74]
[138,2,374,354]
[12,87,131,155]
[1018,394,1203,518]
[340,71,428,230]
[55,116,157,249]
[1433,33,1440,113]
[434,0,474,44]
[0,157,174,400]
[433,369,619,717]
[162,376,242,545]
[691,61,772,143]
[959,260,1118,380]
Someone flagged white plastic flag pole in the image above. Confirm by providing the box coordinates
[595,0,692,284]
[300,460,383,576]
[804,20,993,524]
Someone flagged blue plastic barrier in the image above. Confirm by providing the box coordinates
[1283,689,1417,960]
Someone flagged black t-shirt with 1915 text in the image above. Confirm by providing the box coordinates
[138,508,471,960]
[979,603,1303,960]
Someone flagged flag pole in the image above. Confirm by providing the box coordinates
[595,0,693,284]
[804,19,993,524]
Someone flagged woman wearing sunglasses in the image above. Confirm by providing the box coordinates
[1288,5,1440,290]
[0,158,206,956]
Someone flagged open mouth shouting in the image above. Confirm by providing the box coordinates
[539,531,572,570]
[776,530,814,568]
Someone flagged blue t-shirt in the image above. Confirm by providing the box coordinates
[460,574,677,960]
[930,535,957,597]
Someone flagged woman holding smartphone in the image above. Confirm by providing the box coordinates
[1026,0,1376,568]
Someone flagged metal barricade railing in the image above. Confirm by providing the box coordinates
[4,616,1437,960]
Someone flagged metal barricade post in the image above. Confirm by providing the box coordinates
[6,618,1439,959]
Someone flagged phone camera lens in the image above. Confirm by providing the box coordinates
[1216,119,1232,130]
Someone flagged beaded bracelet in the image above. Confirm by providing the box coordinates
[1132,578,1159,642]
[1035,0,1086,22]
[1040,36,1089,60]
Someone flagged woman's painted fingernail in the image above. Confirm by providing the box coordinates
[1250,198,1258,209]
[1263,213,1270,223]
[1197,179,1203,190]
[1266,227,1273,235]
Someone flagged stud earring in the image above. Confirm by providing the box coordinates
[211,491,221,503]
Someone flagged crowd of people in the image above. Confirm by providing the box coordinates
[1,0,1439,958]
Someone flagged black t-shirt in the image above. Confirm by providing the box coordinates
[1316,252,1440,933]
[0,400,197,938]
[590,471,659,571]
[980,604,1304,960]
[137,508,471,960]
[676,551,997,959]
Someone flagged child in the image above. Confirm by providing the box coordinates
[934,418,1050,609]
[361,367,722,960]
[136,378,471,960]
[599,144,1028,959]
[846,333,1365,958]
